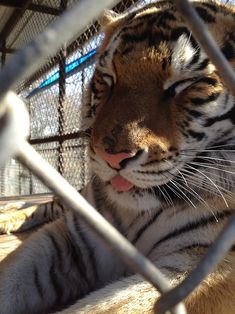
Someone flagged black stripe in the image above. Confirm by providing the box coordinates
[121,45,135,55]
[189,92,220,105]
[55,202,66,214]
[179,242,235,253]
[228,32,235,43]
[77,219,99,282]
[47,231,63,269]
[43,204,49,218]
[155,10,177,27]
[163,266,182,274]
[195,58,210,71]
[132,208,163,244]
[187,129,205,141]
[178,243,210,252]
[148,210,232,256]
[187,49,200,68]
[134,169,162,175]
[163,78,197,99]
[90,80,99,95]
[171,26,190,41]
[51,202,55,217]
[33,266,44,299]
[195,6,216,23]
[196,76,218,86]
[221,41,235,61]
[202,3,218,13]
[121,30,150,44]
[68,238,92,293]
[162,57,168,70]
[124,210,147,236]
[0,110,9,134]
[49,256,64,301]
[188,110,203,118]
[204,104,235,126]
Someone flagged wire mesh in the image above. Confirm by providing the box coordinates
[0,0,141,196]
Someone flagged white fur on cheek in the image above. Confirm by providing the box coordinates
[103,185,161,212]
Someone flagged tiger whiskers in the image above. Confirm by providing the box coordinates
[176,172,212,207]
[180,153,235,167]
[183,163,229,208]
[186,160,235,177]
[165,161,205,207]
[165,177,198,209]
[152,185,174,209]
[183,143,235,151]
[161,185,175,208]
[182,166,235,202]
[164,160,202,209]
[169,174,213,211]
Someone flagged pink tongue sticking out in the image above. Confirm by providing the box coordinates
[111,175,134,192]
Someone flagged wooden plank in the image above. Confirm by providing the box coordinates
[0,227,39,262]
[0,196,52,262]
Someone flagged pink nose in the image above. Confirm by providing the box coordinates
[94,148,132,169]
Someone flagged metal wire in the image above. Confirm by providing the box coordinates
[0,92,29,167]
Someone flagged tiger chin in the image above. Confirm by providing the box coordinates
[1,1,235,314]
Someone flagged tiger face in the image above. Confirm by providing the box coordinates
[84,0,235,211]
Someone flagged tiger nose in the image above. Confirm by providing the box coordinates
[94,147,133,169]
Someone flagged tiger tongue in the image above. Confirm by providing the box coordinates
[111,175,134,192]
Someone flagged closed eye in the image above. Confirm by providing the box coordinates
[163,77,201,99]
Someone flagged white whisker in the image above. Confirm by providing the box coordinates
[168,178,197,208]
[157,186,173,208]
[180,167,234,207]
[185,164,229,207]
[187,161,235,176]
[180,154,235,165]
[163,182,185,203]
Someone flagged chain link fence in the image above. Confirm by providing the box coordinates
[0,0,152,196]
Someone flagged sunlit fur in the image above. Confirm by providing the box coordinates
[0,1,235,314]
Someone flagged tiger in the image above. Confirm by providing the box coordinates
[0,0,235,313]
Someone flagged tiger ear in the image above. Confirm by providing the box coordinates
[99,9,120,27]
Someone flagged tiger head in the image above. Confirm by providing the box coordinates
[83,0,235,211]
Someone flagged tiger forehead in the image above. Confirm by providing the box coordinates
[98,0,235,62]
[98,10,184,81]
[98,7,181,82]
[102,7,181,57]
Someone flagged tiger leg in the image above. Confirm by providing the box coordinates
[58,254,235,314]
[0,212,124,314]
[0,216,100,314]
[0,201,66,234]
